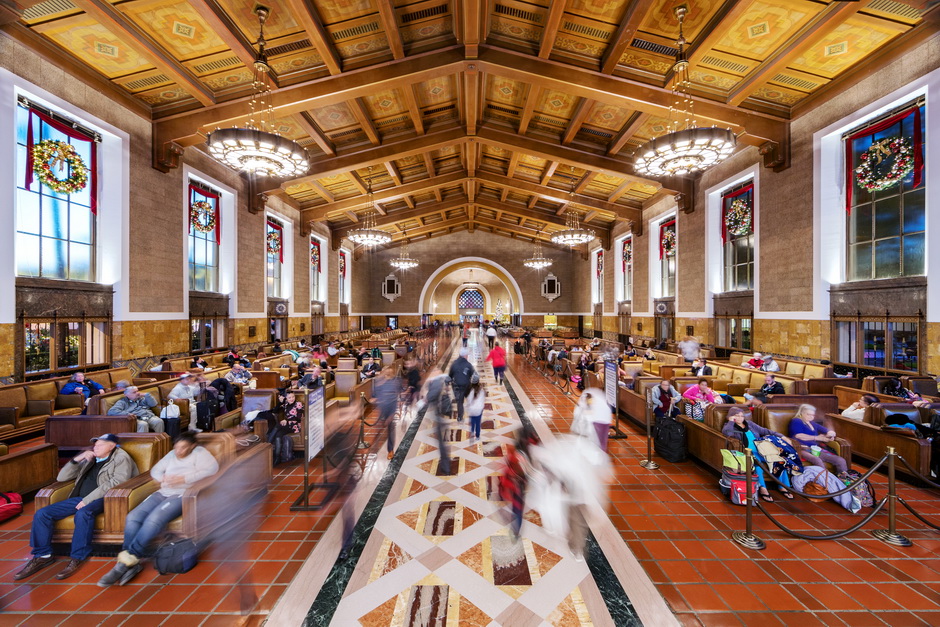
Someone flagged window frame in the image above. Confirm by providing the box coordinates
[23,318,110,377]
[621,235,633,302]
[310,235,323,302]
[715,316,753,351]
[832,316,922,375]
[266,219,284,299]
[660,220,676,298]
[721,181,755,293]
[190,317,227,352]
[15,103,98,282]
[187,182,221,293]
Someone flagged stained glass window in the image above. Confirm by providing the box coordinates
[458,290,484,309]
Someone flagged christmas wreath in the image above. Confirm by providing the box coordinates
[310,243,320,268]
[266,231,282,255]
[189,200,216,233]
[854,136,914,192]
[623,240,632,265]
[31,139,88,195]
[726,198,752,237]
[661,229,677,257]
[596,252,603,277]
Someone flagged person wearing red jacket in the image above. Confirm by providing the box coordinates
[486,343,507,384]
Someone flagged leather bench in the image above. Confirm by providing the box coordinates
[0,443,59,495]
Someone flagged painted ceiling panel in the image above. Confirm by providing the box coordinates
[309,102,357,131]
[414,75,456,108]
[313,0,375,24]
[486,75,526,108]
[584,102,633,131]
[713,0,820,62]
[224,0,300,41]
[637,0,726,44]
[32,14,155,78]
[566,0,629,25]
[788,14,907,79]
[363,88,408,119]
[119,0,229,61]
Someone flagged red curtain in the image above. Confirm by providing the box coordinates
[188,184,221,245]
[844,105,923,214]
[720,183,753,243]
[311,238,321,271]
[267,221,283,263]
[659,220,675,260]
[25,107,98,214]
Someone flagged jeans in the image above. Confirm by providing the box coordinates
[433,410,450,474]
[267,429,294,463]
[493,366,505,382]
[453,385,468,421]
[124,492,184,558]
[136,416,165,433]
[800,448,848,475]
[487,336,495,349]
[31,497,105,561]
[379,404,396,453]
[469,414,482,440]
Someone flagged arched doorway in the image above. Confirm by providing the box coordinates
[419,258,524,318]
[457,288,485,324]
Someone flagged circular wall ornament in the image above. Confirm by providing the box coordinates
[726,198,752,237]
[31,139,88,195]
[656,302,667,314]
[854,136,914,192]
[189,200,216,233]
[274,302,288,315]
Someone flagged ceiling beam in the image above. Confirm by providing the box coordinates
[332,197,469,238]
[506,151,521,178]
[422,152,436,176]
[726,2,865,107]
[310,180,334,202]
[476,45,788,147]
[609,180,632,202]
[574,171,597,193]
[600,0,657,74]
[465,69,481,135]
[347,171,369,195]
[475,171,640,219]
[187,0,259,71]
[607,111,649,156]
[301,170,468,219]
[477,125,660,189]
[671,0,751,84]
[539,161,558,186]
[349,98,380,145]
[562,98,593,145]
[376,0,404,59]
[476,197,606,230]
[153,47,464,146]
[69,0,215,106]
[282,0,342,74]
[458,0,483,57]
[402,84,425,135]
[474,214,611,250]
[386,215,467,242]
[518,85,539,134]
[289,126,468,185]
[294,112,335,156]
[385,161,404,186]
[539,0,567,58]
[466,141,478,176]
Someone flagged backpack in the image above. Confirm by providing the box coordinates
[652,414,687,463]
[0,492,23,523]
[719,469,759,506]
[439,390,452,417]
[838,470,876,507]
[154,536,199,574]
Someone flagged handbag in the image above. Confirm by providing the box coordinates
[720,449,747,473]
[803,470,832,501]
[755,439,784,464]
[160,400,180,419]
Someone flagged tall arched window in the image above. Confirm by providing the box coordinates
[188,181,220,292]
[266,219,284,298]
[16,100,97,281]
[458,289,484,309]
[721,181,754,292]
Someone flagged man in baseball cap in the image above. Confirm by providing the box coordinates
[13,433,139,581]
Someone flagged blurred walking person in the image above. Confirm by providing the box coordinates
[499,425,540,540]
[373,367,402,460]
[465,374,487,442]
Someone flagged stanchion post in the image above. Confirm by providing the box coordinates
[355,392,370,450]
[639,390,659,470]
[872,446,913,547]
[731,448,766,550]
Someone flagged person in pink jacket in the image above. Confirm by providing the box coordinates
[486,344,507,384]
[682,379,720,421]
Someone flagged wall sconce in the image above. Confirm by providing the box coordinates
[637,322,643,331]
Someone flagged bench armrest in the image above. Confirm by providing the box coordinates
[55,394,85,410]
[104,472,159,533]
[726,383,747,396]
[0,407,16,426]
[35,480,76,509]
[26,399,54,416]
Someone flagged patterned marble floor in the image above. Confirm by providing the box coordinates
[328,331,616,626]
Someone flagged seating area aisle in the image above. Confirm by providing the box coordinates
[508,348,940,627]
[267,330,674,626]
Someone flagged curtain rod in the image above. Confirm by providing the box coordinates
[17,95,102,143]
[841,97,925,140]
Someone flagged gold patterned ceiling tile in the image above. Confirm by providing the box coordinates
[363,88,407,119]
[617,49,673,75]
[489,14,542,44]
[401,15,454,44]
[789,14,907,79]
[119,0,229,61]
[486,75,526,108]
[689,69,739,92]
[552,34,603,60]
[309,102,357,131]
[566,0,630,24]
[137,84,192,105]
[632,115,673,141]
[517,154,549,169]
[270,50,325,75]
[638,0,725,43]
[750,85,805,106]
[584,102,633,131]
[415,76,456,108]
[713,0,818,62]
[535,89,576,119]
[200,68,254,91]
[335,33,391,60]
[32,14,156,78]
[312,0,375,24]
[224,0,300,41]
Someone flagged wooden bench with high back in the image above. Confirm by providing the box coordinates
[829,402,935,478]
[45,415,138,450]
[0,443,59,496]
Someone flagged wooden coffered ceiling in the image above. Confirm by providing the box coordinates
[5,0,935,248]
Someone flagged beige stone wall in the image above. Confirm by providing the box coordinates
[0,324,15,379]
[927,323,940,376]
[752,319,830,361]
[231,318,267,345]
[112,320,189,361]
[675,317,713,346]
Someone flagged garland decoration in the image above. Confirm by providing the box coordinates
[725,198,752,237]
[189,200,216,233]
[310,240,320,270]
[31,139,88,195]
[596,250,604,277]
[266,230,282,255]
[854,136,914,193]
[661,229,677,257]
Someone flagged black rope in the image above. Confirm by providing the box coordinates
[753,454,888,500]
[897,496,940,531]
[895,455,940,491]
[754,496,887,540]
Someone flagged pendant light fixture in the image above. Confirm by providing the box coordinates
[207,6,308,178]
[551,168,595,247]
[348,166,392,247]
[523,229,553,269]
[390,228,419,270]
[632,6,736,177]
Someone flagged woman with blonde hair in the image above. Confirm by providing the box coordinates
[787,403,847,474]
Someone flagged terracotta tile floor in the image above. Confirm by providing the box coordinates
[2,342,940,625]
[507,350,940,626]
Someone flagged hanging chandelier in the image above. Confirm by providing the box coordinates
[551,210,596,246]
[523,230,552,269]
[390,229,419,269]
[632,6,735,177]
[207,6,308,178]
[348,167,392,247]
